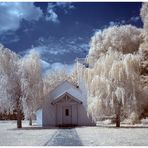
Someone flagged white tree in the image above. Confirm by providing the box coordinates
[43,68,69,96]
[69,63,79,87]
[0,44,77,127]
[76,24,146,127]
[86,50,141,126]
[88,25,142,65]
[0,44,23,128]
[43,65,78,98]
[0,73,10,113]
[20,50,43,125]
[137,3,148,118]
[140,3,148,89]
[140,2,148,40]
[0,45,44,128]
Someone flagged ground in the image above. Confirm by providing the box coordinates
[0,121,56,146]
[0,120,148,146]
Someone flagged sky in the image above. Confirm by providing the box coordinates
[0,2,143,73]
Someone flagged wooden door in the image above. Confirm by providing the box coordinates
[62,105,72,125]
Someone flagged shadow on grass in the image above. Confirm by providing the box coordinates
[8,126,58,130]
[9,125,81,130]
[97,125,148,128]
[8,124,148,131]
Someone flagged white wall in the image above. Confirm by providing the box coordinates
[42,95,56,127]
[36,109,42,126]
[78,104,95,126]
[41,80,96,127]
[56,104,62,125]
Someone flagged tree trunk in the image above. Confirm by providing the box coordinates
[116,103,121,128]
[16,99,22,128]
[29,117,32,126]
[17,111,22,128]
[116,112,120,127]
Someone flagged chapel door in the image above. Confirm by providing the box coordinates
[62,105,72,125]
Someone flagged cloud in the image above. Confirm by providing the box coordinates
[41,60,74,74]
[130,16,140,22]
[106,16,140,28]
[0,2,75,32]
[103,18,128,29]
[19,35,89,67]
[29,45,67,56]
[56,2,75,14]
[0,2,43,33]
[45,9,59,23]
[55,2,75,9]
[49,62,74,74]
[121,20,126,24]
[22,48,74,74]
[109,21,117,26]
[0,33,20,43]
[33,36,89,56]
[40,59,51,72]
[45,2,75,23]
[108,20,126,27]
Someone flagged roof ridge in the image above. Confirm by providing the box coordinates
[51,91,82,105]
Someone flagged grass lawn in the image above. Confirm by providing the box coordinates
[0,120,148,146]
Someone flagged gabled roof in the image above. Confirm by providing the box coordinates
[51,91,82,105]
[49,80,83,101]
[49,80,78,94]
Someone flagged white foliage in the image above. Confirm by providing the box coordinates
[77,23,148,123]
[0,44,20,113]
[0,45,44,120]
[78,45,143,122]
[140,3,148,90]
[43,66,78,97]
[43,68,69,96]
[127,112,140,124]
[0,74,9,112]
[20,50,43,119]
[88,25,142,65]
[140,2,148,40]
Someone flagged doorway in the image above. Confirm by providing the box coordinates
[62,105,72,126]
